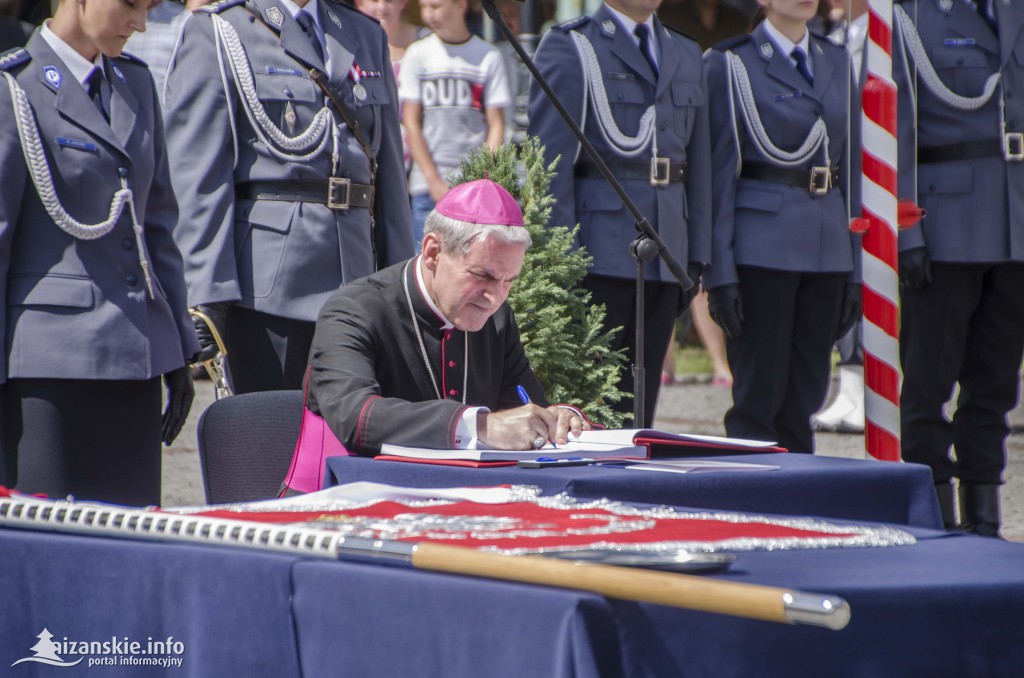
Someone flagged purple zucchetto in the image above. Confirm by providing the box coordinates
[434,179,525,227]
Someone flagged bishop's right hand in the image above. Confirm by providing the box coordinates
[478,405,559,450]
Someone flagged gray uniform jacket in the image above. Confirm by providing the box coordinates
[527,7,712,282]
[894,0,1024,263]
[704,25,861,289]
[163,0,413,322]
[0,36,199,382]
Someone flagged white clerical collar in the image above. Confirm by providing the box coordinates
[414,255,455,330]
[281,0,323,33]
[604,5,658,55]
[41,21,103,89]
[763,18,810,64]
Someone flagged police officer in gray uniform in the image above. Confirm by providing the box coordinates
[164,0,413,394]
[893,0,1024,536]
[528,0,712,427]
[703,3,861,454]
[0,0,200,506]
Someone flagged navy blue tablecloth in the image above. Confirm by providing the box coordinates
[327,453,943,529]
[289,529,1024,678]
[0,529,300,677]
[0,516,1021,676]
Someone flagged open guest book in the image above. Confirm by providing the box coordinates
[378,441,647,464]
[568,430,787,457]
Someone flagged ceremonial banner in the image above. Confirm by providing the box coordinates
[194,483,915,555]
[1,483,907,628]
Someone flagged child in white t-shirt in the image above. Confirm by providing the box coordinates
[399,0,511,246]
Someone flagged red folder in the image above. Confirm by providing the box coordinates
[374,455,518,468]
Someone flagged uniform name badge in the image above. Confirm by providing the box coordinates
[650,157,670,186]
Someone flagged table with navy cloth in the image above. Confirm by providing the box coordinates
[1,516,1022,676]
[326,453,944,529]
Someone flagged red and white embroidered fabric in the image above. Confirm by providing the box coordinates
[196,485,915,554]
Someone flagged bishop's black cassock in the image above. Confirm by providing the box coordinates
[307,258,548,455]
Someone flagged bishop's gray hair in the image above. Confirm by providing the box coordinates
[424,210,532,256]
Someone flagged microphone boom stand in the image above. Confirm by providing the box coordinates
[482,0,693,426]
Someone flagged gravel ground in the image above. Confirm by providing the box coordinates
[163,377,1024,541]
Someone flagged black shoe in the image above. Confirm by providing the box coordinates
[958,484,1002,538]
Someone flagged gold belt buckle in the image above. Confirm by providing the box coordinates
[809,166,831,195]
[1003,133,1024,161]
[327,177,351,210]
[650,157,671,186]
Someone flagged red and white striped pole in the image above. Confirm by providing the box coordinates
[858,0,901,461]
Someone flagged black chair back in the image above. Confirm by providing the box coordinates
[197,390,303,504]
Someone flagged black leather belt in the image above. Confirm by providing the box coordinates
[740,162,840,195]
[575,160,688,184]
[236,179,373,210]
[918,139,1004,164]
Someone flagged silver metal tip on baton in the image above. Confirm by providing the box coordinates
[782,592,851,630]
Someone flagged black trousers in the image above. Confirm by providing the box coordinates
[724,267,845,453]
[900,262,1024,485]
[582,274,681,428]
[224,306,316,394]
[2,377,163,506]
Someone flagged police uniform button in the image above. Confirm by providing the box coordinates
[659,124,666,132]
[122,237,133,250]
[353,83,367,101]
[118,167,129,178]
[126,274,138,286]
[616,92,624,100]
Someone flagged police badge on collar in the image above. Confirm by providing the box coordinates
[265,6,284,27]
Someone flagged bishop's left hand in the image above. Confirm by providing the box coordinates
[547,406,590,445]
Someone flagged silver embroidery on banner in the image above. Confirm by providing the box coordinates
[194,485,917,554]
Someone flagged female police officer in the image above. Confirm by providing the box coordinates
[0,0,200,505]
[702,0,861,453]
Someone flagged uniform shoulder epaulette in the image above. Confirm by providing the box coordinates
[323,0,381,24]
[710,33,752,52]
[553,16,590,32]
[662,24,697,43]
[198,0,245,15]
[0,47,29,73]
[116,51,149,69]
[811,31,843,49]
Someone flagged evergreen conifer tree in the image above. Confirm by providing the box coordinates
[453,139,629,427]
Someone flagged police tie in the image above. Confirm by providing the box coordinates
[634,23,658,78]
[296,10,325,64]
[791,47,813,87]
[86,68,108,122]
